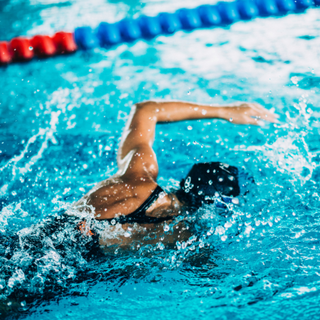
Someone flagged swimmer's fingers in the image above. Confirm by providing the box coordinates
[239,114,262,126]
[246,114,277,126]
[223,103,279,125]
[249,103,280,124]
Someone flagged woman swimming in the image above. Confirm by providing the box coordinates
[0,100,278,315]
[69,100,278,250]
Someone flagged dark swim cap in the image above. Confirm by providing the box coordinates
[177,162,254,207]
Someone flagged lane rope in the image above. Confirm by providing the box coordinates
[0,0,318,64]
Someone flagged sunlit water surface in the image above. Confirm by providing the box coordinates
[1,0,320,319]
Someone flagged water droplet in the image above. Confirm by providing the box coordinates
[224,221,232,228]
[229,118,233,122]
[29,46,33,51]
[215,226,225,235]
[232,198,239,205]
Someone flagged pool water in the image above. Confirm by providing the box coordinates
[1,0,320,319]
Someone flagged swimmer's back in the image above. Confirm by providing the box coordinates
[73,174,172,220]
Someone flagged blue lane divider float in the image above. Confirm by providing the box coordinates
[158,13,182,34]
[197,5,222,26]
[237,0,259,19]
[97,22,122,45]
[74,0,319,49]
[138,15,162,38]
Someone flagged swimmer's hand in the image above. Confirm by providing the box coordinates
[219,103,279,125]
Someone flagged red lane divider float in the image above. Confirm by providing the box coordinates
[52,32,78,54]
[0,42,12,64]
[0,32,77,64]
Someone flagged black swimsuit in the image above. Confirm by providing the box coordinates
[0,186,173,270]
[105,185,172,224]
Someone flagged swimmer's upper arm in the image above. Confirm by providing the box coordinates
[117,102,159,179]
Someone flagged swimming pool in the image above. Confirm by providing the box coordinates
[1,0,320,318]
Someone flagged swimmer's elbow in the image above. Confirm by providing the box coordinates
[134,100,158,111]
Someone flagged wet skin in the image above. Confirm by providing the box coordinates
[71,100,279,248]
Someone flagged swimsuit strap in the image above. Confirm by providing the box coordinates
[109,185,172,224]
[130,185,164,216]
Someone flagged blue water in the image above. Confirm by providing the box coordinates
[1,0,320,319]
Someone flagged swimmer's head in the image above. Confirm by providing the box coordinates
[175,162,254,208]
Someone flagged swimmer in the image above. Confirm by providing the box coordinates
[68,100,278,251]
[0,100,278,316]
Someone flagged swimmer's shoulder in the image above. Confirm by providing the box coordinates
[72,174,124,206]
[71,174,159,218]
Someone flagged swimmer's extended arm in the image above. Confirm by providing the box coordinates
[117,101,278,179]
